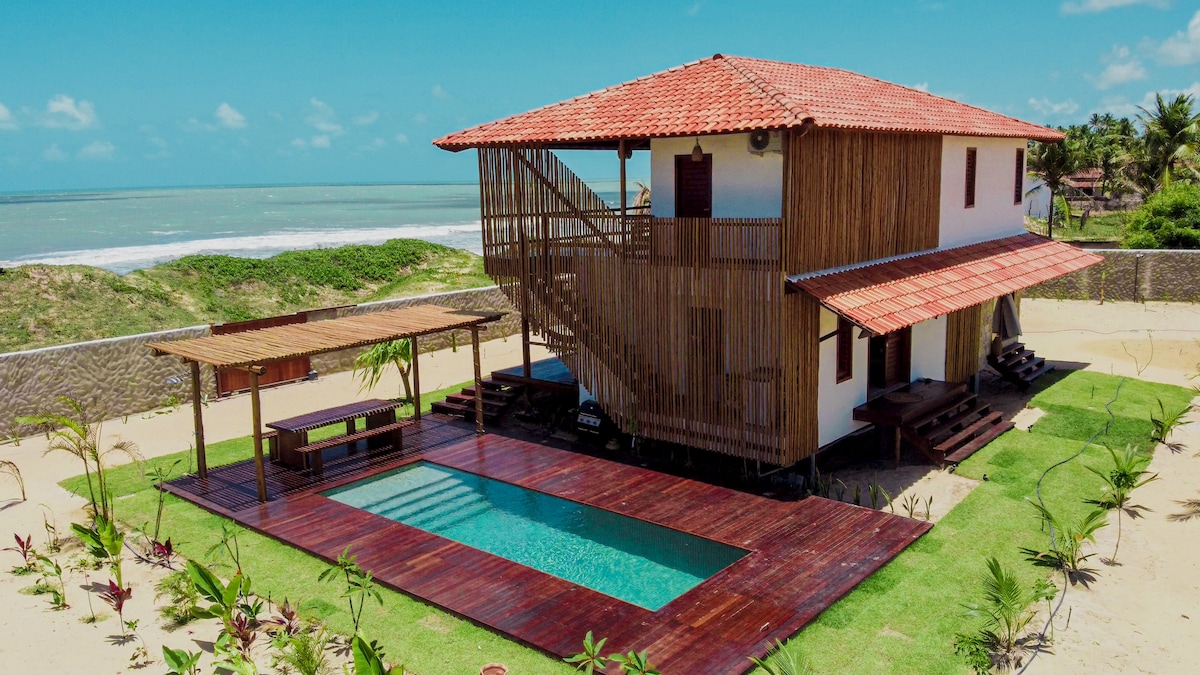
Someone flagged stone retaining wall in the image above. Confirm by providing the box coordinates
[1027,249,1200,303]
[0,287,518,438]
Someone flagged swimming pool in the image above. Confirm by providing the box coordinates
[322,461,747,610]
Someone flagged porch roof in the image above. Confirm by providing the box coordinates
[148,304,503,369]
[433,54,1064,151]
[788,233,1102,335]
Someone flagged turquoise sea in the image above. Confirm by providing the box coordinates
[0,181,632,274]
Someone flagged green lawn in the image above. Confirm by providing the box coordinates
[60,371,1192,675]
[1025,211,1129,243]
[780,370,1192,674]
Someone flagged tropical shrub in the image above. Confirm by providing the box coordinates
[1122,183,1200,249]
[1020,503,1107,586]
[749,638,815,675]
[953,557,1054,674]
[1085,445,1158,562]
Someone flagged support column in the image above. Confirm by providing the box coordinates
[411,338,421,421]
[250,368,267,503]
[521,318,532,380]
[471,325,484,436]
[190,360,207,479]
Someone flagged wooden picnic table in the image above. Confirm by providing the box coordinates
[267,398,404,472]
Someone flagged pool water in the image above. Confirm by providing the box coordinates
[322,461,747,610]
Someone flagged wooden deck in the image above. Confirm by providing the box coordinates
[164,418,930,674]
[492,357,578,390]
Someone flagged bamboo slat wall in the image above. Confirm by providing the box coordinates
[782,128,942,275]
[780,293,820,462]
[944,305,982,384]
[477,146,790,465]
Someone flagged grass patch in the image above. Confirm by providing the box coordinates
[782,370,1192,674]
[0,239,492,352]
[1025,211,1129,243]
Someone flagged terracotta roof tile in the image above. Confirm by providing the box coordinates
[434,55,1064,150]
[789,233,1102,335]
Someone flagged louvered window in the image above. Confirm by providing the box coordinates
[836,317,854,383]
[1014,148,1025,205]
[965,147,977,208]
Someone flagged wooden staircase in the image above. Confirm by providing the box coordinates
[431,379,525,423]
[900,390,1014,466]
[988,341,1054,390]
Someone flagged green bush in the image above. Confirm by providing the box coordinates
[1122,183,1200,249]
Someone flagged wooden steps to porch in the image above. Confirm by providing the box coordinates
[901,389,1014,466]
[430,378,525,423]
[988,341,1054,390]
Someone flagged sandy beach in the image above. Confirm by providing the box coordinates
[2,299,1199,673]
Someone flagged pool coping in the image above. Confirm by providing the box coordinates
[164,420,932,674]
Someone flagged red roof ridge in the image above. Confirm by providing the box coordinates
[719,55,813,128]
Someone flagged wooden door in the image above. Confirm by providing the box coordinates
[868,327,911,391]
[674,154,712,218]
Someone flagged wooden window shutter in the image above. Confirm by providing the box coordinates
[836,317,853,383]
[1014,148,1025,205]
[965,148,977,208]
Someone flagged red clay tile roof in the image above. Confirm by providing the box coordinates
[789,233,1102,335]
[434,54,1064,150]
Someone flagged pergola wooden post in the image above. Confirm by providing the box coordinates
[189,360,208,479]
[471,325,484,435]
[249,366,267,503]
[411,338,421,421]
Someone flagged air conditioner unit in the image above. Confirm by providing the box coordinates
[748,130,782,155]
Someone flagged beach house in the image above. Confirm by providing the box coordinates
[434,54,1101,470]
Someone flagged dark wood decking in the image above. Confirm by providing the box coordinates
[492,357,578,390]
[164,419,930,674]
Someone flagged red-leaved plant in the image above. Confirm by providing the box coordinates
[100,579,133,634]
[4,533,37,573]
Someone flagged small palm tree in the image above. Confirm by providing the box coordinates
[353,339,414,403]
[1020,502,1107,586]
[1138,93,1200,187]
[1028,140,1077,237]
[16,396,140,522]
[953,557,1052,673]
[749,639,814,675]
[1085,445,1158,563]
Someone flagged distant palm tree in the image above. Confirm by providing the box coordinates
[1028,140,1077,237]
[1138,93,1200,187]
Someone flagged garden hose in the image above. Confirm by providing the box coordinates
[1016,376,1127,674]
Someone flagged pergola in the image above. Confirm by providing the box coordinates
[148,304,504,502]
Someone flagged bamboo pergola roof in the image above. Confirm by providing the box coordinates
[148,305,503,369]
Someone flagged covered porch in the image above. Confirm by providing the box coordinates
[147,304,503,502]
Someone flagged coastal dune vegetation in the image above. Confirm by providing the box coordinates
[0,239,491,353]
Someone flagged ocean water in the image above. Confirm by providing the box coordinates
[0,181,632,274]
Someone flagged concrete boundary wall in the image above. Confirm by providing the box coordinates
[0,287,518,438]
[1027,249,1200,303]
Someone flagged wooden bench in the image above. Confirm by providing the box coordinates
[292,420,415,474]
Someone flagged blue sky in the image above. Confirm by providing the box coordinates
[1,0,1198,191]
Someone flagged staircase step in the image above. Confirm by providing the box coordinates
[1017,363,1056,390]
[996,348,1035,368]
[430,400,502,422]
[926,404,994,446]
[1010,356,1046,376]
[910,392,979,432]
[459,387,518,403]
[943,420,1015,464]
[445,394,506,410]
[934,411,1006,454]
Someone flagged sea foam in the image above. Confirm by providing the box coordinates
[0,223,483,274]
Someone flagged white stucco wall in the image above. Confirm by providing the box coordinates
[817,308,870,447]
[909,315,947,381]
[939,136,1028,248]
[649,134,783,218]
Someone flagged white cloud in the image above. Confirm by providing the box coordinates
[1089,45,1147,90]
[1062,0,1167,14]
[686,2,701,16]
[216,103,247,129]
[1028,97,1080,117]
[306,98,344,135]
[394,133,409,144]
[910,82,930,93]
[77,140,115,160]
[0,103,17,130]
[310,134,331,148]
[431,85,451,101]
[40,94,98,130]
[42,144,67,162]
[290,138,308,148]
[1157,10,1200,65]
[1093,82,1200,117]
[413,113,428,124]
[353,111,379,126]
